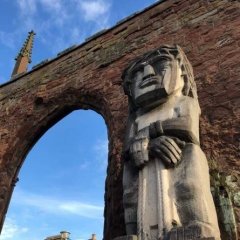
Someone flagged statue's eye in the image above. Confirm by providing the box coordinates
[133,71,142,81]
[131,65,144,79]
[152,60,169,73]
[149,56,170,72]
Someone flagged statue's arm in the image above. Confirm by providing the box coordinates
[123,117,136,160]
[162,117,199,145]
[123,116,150,168]
[162,97,200,144]
[149,98,200,168]
[125,118,189,169]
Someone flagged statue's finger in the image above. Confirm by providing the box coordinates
[164,137,182,155]
[155,149,173,167]
[152,145,177,163]
[171,137,186,148]
[161,140,181,160]
[158,143,179,163]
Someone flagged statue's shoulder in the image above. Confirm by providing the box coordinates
[177,96,201,114]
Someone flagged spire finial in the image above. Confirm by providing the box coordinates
[11,30,36,77]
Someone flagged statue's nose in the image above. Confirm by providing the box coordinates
[143,64,155,80]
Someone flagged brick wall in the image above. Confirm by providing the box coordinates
[0,0,239,239]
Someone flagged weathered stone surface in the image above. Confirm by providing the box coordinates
[0,0,239,239]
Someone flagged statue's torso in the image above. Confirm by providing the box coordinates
[135,95,198,132]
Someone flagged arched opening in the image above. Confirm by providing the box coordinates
[0,110,108,240]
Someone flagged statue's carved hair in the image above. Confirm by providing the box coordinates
[122,45,198,99]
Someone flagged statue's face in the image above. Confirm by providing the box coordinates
[127,53,184,108]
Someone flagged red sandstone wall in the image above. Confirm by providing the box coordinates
[0,0,239,239]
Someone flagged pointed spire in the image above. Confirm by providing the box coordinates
[11,30,36,77]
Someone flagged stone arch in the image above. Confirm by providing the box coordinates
[0,75,127,239]
[8,91,111,176]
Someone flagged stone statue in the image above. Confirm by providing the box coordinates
[122,45,221,240]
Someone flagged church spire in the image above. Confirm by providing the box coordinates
[11,30,36,77]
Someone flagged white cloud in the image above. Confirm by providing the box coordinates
[17,0,37,15]
[17,0,64,15]
[15,0,39,35]
[12,0,111,57]
[80,0,110,21]
[0,218,28,240]
[59,202,103,217]
[13,0,83,54]
[5,0,112,65]
[94,139,108,170]
[79,0,111,27]
[12,189,103,219]
[39,0,63,12]
[39,0,70,26]
[17,0,69,27]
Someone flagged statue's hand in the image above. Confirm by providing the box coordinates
[129,138,149,168]
[149,136,185,168]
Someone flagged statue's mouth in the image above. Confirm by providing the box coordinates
[139,76,160,88]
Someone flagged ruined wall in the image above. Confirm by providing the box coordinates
[0,0,239,239]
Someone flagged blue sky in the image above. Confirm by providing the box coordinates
[0,0,156,239]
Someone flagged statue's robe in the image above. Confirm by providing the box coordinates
[123,95,220,240]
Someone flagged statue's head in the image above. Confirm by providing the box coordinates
[122,45,197,109]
